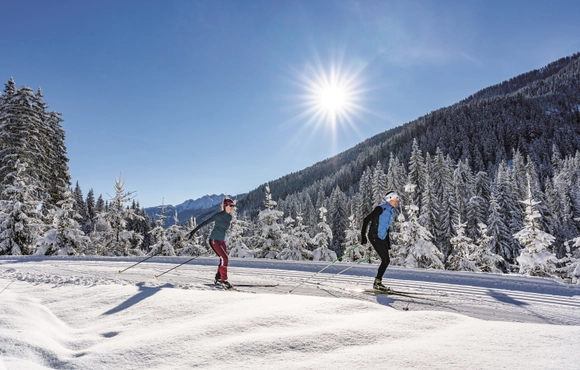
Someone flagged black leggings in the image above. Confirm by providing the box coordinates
[370,235,391,279]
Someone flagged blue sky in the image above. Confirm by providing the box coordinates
[2,0,580,208]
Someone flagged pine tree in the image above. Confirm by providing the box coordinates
[472,223,504,273]
[447,219,478,272]
[73,182,88,226]
[92,173,144,256]
[514,179,558,277]
[0,160,41,255]
[34,189,89,255]
[487,187,512,270]
[407,139,425,209]
[328,186,348,256]
[312,207,337,261]
[557,237,580,284]
[84,189,97,234]
[495,161,522,262]
[228,208,254,258]
[342,214,367,262]
[277,215,312,260]
[358,167,374,220]
[392,183,444,269]
[254,184,284,258]
[385,153,407,204]
[371,161,387,206]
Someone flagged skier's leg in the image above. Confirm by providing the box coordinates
[209,239,229,281]
[370,236,390,279]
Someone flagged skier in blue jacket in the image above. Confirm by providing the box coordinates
[360,190,399,291]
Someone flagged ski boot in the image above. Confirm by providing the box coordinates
[215,280,233,290]
[373,278,390,292]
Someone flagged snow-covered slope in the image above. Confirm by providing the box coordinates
[1,256,579,369]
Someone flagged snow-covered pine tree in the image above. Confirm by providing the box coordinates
[407,139,425,209]
[514,178,558,277]
[342,214,366,262]
[312,207,337,261]
[254,184,284,258]
[34,189,89,256]
[277,215,312,260]
[495,161,522,262]
[0,79,71,210]
[328,186,348,256]
[557,237,580,284]
[165,210,188,254]
[84,188,97,234]
[178,217,207,256]
[487,186,513,271]
[431,149,458,261]
[227,207,254,258]
[147,203,175,256]
[93,173,144,256]
[371,161,387,207]
[447,219,478,272]
[385,152,407,205]
[358,166,374,222]
[453,159,474,224]
[472,223,504,273]
[73,182,88,227]
[0,160,41,255]
[392,183,444,269]
[418,169,437,241]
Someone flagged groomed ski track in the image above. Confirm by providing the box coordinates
[2,256,580,325]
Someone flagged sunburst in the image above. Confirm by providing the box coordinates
[290,56,368,149]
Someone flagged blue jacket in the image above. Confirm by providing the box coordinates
[361,201,396,240]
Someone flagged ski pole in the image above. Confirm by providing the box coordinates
[316,254,373,285]
[118,253,159,274]
[288,244,359,294]
[154,250,213,279]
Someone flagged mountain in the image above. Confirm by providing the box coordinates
[144,194,244,227]
[236,52,580,217]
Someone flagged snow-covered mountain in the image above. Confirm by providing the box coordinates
[144,194,244,227]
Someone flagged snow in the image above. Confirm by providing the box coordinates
[2,256,580,370]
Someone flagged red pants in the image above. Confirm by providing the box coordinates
[209,239,229,281]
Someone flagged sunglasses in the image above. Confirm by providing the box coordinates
[226,204,235,208]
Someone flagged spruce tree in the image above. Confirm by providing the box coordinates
[34,189,89,255]
[514,179,558,277]
[0,160,41,255]
[312,207,337,261]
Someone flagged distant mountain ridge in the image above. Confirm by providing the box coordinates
[145,194,244,227]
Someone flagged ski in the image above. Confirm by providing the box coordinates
[203,283,278,289]
[235,283,279,288]
[363,289,434,300]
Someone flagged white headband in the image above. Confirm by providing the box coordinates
[386,192,399,201]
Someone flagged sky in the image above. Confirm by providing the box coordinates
[2,0,580,208]
[1,257,580,369]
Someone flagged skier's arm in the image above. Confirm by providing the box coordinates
[188,212,218,239]
[360,206,383,244]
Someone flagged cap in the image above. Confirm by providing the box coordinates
[385,191,399,202]
[223,198,235,207]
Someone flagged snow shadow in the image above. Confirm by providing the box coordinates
[102,282,173,315]
[487,289,528,306]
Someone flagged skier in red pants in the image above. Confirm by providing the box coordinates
[188,198,235,289]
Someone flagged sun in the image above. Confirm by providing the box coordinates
[295,57,366,134]
[319,85,347,115]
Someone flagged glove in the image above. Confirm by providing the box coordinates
[361,235,367,245]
